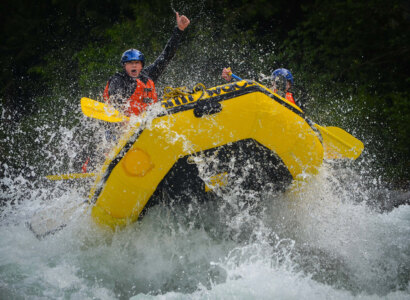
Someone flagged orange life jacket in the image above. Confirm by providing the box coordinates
[103,78,158,116]
[273,89,296,105]
[285,92,295,104]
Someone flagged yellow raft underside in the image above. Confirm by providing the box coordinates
[89,81,324,228]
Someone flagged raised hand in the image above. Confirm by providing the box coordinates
[222,67,232,81]
[176,12,190,31]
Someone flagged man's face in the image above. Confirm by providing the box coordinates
[272,76,285,91]
[272,76,291,93]
[124,61,143,78]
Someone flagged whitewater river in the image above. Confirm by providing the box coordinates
[0,107,409,299]
[1,164,409,299]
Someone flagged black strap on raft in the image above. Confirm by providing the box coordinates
[163,83,223,118]
[192,83,222,117]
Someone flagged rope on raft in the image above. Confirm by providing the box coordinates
[163,83,207,101]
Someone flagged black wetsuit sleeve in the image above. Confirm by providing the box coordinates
[107,73,135,108]
[108,75,125,99]
[141,27,184,82]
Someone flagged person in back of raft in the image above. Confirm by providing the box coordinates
[221,67,304,109]
[103,12,190,116]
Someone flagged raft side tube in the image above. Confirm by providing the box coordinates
[89,81,323,228]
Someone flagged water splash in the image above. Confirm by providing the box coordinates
[1,75,409,300]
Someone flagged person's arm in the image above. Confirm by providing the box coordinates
[106,73,132,111]
[108,75,124,97]
[142,12,190,82]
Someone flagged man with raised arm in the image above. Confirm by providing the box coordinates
[103,12,190,116]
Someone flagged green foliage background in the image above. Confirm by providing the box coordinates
[1,0,409,186]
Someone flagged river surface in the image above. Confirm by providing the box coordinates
[0,104,409,300]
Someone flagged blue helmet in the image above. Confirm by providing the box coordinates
[272,68,294,85]
[120,49,145,64]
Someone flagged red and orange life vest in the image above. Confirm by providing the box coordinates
[103,78,158,116]
[273,89,296,105]
[285,92,295,104]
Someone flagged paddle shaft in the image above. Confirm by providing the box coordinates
[231,73,242,81]
[46,173,96,180]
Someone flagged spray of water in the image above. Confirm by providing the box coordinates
[1,90,409,299]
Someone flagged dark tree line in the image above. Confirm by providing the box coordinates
[1,0,409,185]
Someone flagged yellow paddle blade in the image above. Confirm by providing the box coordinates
[46,173,96,180]
[80,97,129,122]
[315,125,364,160]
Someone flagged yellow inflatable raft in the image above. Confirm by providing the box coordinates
[88,80,324,228]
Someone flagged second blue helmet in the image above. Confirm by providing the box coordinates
[121,49,145,65]
[272,68,294,85]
